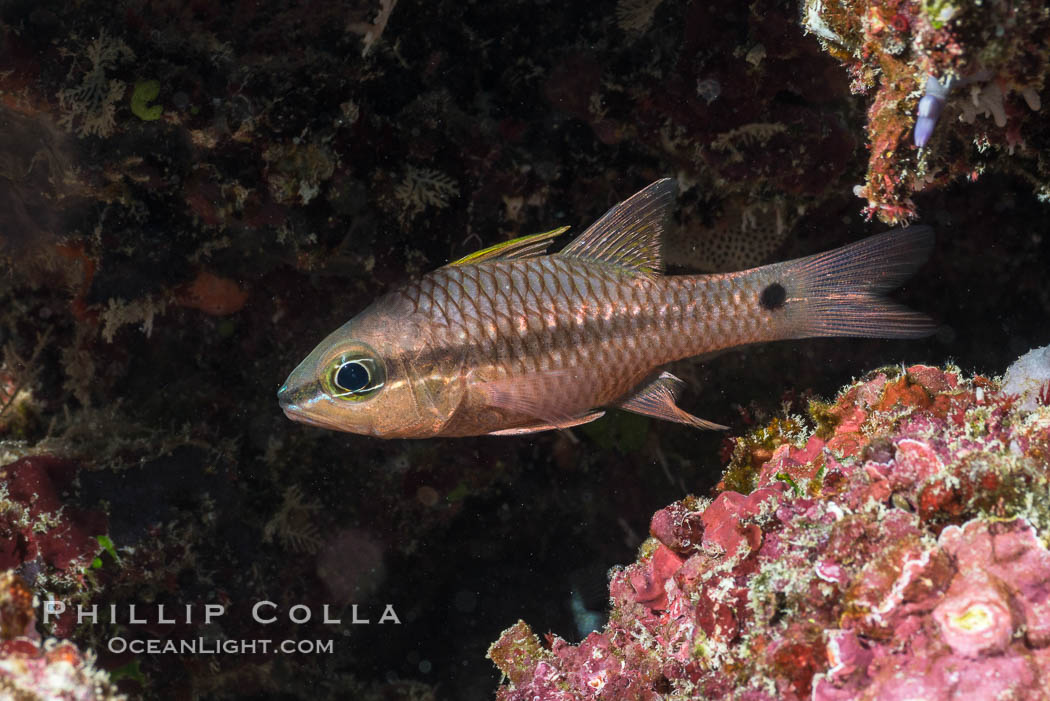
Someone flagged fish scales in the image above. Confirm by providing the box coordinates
[400,258,791,431]
[279,179,935,438]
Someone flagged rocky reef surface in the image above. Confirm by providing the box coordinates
[490,356,1050,699]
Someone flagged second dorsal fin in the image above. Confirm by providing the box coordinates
[446,226,570,267]
[557,178,675,276]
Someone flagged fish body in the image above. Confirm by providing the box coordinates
[279,179,934,438]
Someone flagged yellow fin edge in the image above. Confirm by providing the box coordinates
[446,226,570,267]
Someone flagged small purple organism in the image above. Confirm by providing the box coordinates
[915,70,994,147]
[914,75,953,148]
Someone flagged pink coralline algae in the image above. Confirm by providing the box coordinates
[488,362,1050,700]
[0,570,125,700]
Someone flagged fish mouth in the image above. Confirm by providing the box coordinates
[280,398,360,433]
[281,404,345,431]
[277,380,319,418]
[278,382,322,426]
[277,380,373,434]
[277,382,294,408]
[281,404,304,422]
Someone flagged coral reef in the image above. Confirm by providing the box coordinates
[803,0,1050,223]
[489,360,1050,699]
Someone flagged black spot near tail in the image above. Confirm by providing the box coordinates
[759,282,787,310]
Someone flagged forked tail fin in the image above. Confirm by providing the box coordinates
[780,226,936,339]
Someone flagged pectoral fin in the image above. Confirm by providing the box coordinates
[618,372,728,431]
[476,370,599,430]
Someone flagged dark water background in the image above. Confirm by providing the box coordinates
[0,0,1047,699]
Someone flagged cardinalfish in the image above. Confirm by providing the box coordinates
[278,179,934,438]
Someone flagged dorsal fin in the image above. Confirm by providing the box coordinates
[557,178,675,276]
[445,226,569,267]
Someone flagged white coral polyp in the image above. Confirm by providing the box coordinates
[1002,344,1050,410]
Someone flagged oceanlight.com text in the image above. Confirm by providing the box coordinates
[107,637,336,655]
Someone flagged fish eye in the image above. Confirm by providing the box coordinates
[335,361,370,392]
[326,353,385,401]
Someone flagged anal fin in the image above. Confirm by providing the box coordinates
[488,411,605,436]
[618,372,728,431]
